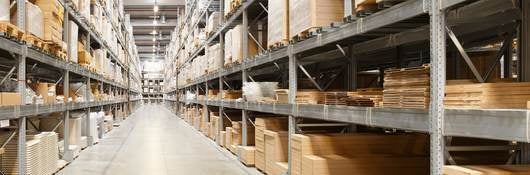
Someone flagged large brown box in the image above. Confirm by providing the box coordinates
[237,146,256,166]
[0,92,21,106]
[34,0,64,43]
[267,0,289,48]
[291,133,429,175]
[30,83,56,104]
[254,117,288,171]
[264,130,288,175]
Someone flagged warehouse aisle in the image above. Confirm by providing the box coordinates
[58,104,250,175]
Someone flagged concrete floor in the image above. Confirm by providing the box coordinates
[58,104,254,175]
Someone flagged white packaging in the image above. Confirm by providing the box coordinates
[242,82,279,102]
[11,1,44,38]
[0,0,9,21]
[68,21,79,63]
[224,29,233,65]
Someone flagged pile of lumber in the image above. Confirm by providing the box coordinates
[275,90,349,105]
[445,80,530,109]
[255,117,289,173]
[383,65,430,109]
[221,90,242,100]
[289,0,343,41]
[444,165,530,175]
[265,130,289,175]
[345,88,383,107]
[291,133,429,175]
[0,132,59,175]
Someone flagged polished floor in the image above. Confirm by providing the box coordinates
[58,104,253,175]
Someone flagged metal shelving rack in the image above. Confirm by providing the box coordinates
[164,0,530,174]
[0,0,143,174]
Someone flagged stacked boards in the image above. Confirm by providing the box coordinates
[383,65,430,109]
[445,80,530,109]
[0,132,59,175]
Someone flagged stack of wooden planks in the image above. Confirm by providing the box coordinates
[345,88,383,107]
[383,65,430,109]
[237,146,256,166]
[276,90,349,105]
[444,165,530,175]
[445,80,530,109]
[0,132,59,175]
[289,0,343,41]
[291,133,429,175]
[221,90,242,100]
[255,117,289,173]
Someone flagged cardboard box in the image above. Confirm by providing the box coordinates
[0,92,21,106]
[264,130,288,175]
[237,146,256,166]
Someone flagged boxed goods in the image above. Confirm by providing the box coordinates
[34,0,64,44]
[10,1,44,38]
[0,92,21,106]
[267,0,289,49]
[289,0,343,39]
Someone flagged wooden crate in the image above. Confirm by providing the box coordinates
[444,165,530,175]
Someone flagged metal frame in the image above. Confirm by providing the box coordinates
[165,0,530,175]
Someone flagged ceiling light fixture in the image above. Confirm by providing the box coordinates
[152,37,156,42]
[151,30,158,35]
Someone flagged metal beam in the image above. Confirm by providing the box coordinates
[446,26,485,83]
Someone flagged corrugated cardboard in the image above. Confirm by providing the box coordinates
[0,92,21,106]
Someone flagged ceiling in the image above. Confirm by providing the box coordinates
[125,0,184,61]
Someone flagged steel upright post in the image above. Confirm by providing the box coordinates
[241,9,249,147]
[430,0,446,174]
[287,46,297,175]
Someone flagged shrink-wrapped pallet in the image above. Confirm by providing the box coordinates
[231,24,259,63]
[78,0,90,19]
[68,21,79,63]
[267,0,289,48]
[289,0,343,39]
[93,49,105,73]
[0,0,9,21]
[224,29,233,66]
[207,43,223,73]
[34,0,64,43]
[10,1,44,38]
[206,11,221,35]
[224,0,232,16]
[242,82,279,102]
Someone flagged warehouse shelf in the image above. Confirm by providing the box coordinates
[61,0,129,71]
[183,99,530,143]
[167,0,530,174]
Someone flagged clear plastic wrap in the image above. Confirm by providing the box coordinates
[242,82,279,102]
[0,0,9,21]
[267,0,289,46]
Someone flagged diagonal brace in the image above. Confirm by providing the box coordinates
[297,62,323,91]
[446,26,485,83]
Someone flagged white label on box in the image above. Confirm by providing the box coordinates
[0,120,9,128]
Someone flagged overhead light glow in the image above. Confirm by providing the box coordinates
[153,19,158,25]
[152,38,156,42]
[150,30,158,35]
[154,5,159,12]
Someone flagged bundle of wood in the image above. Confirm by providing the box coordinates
[255,117,288,173]
[445,80,530,109]
[220,90,242,100]
[444,165,530,175]
[296,91,348,105]
[291,133,429,175]
[383,65,430,109]
[346,88,383,107]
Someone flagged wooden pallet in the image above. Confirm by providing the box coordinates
[42,41,67,60]
[24,34,45,50]
[290,27,321,43]
[0,22,25,41]
[267,40,289,51]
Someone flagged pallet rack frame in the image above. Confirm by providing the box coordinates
[163,0,530,174]
[0,0,143,174]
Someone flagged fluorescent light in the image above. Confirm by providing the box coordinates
[152,38,156,42]
[150,30,158,35]
[153,19,158,25]
[154,5,159,12]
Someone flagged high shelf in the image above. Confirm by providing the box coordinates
[0,0,142,174]
[164,0,530,174]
